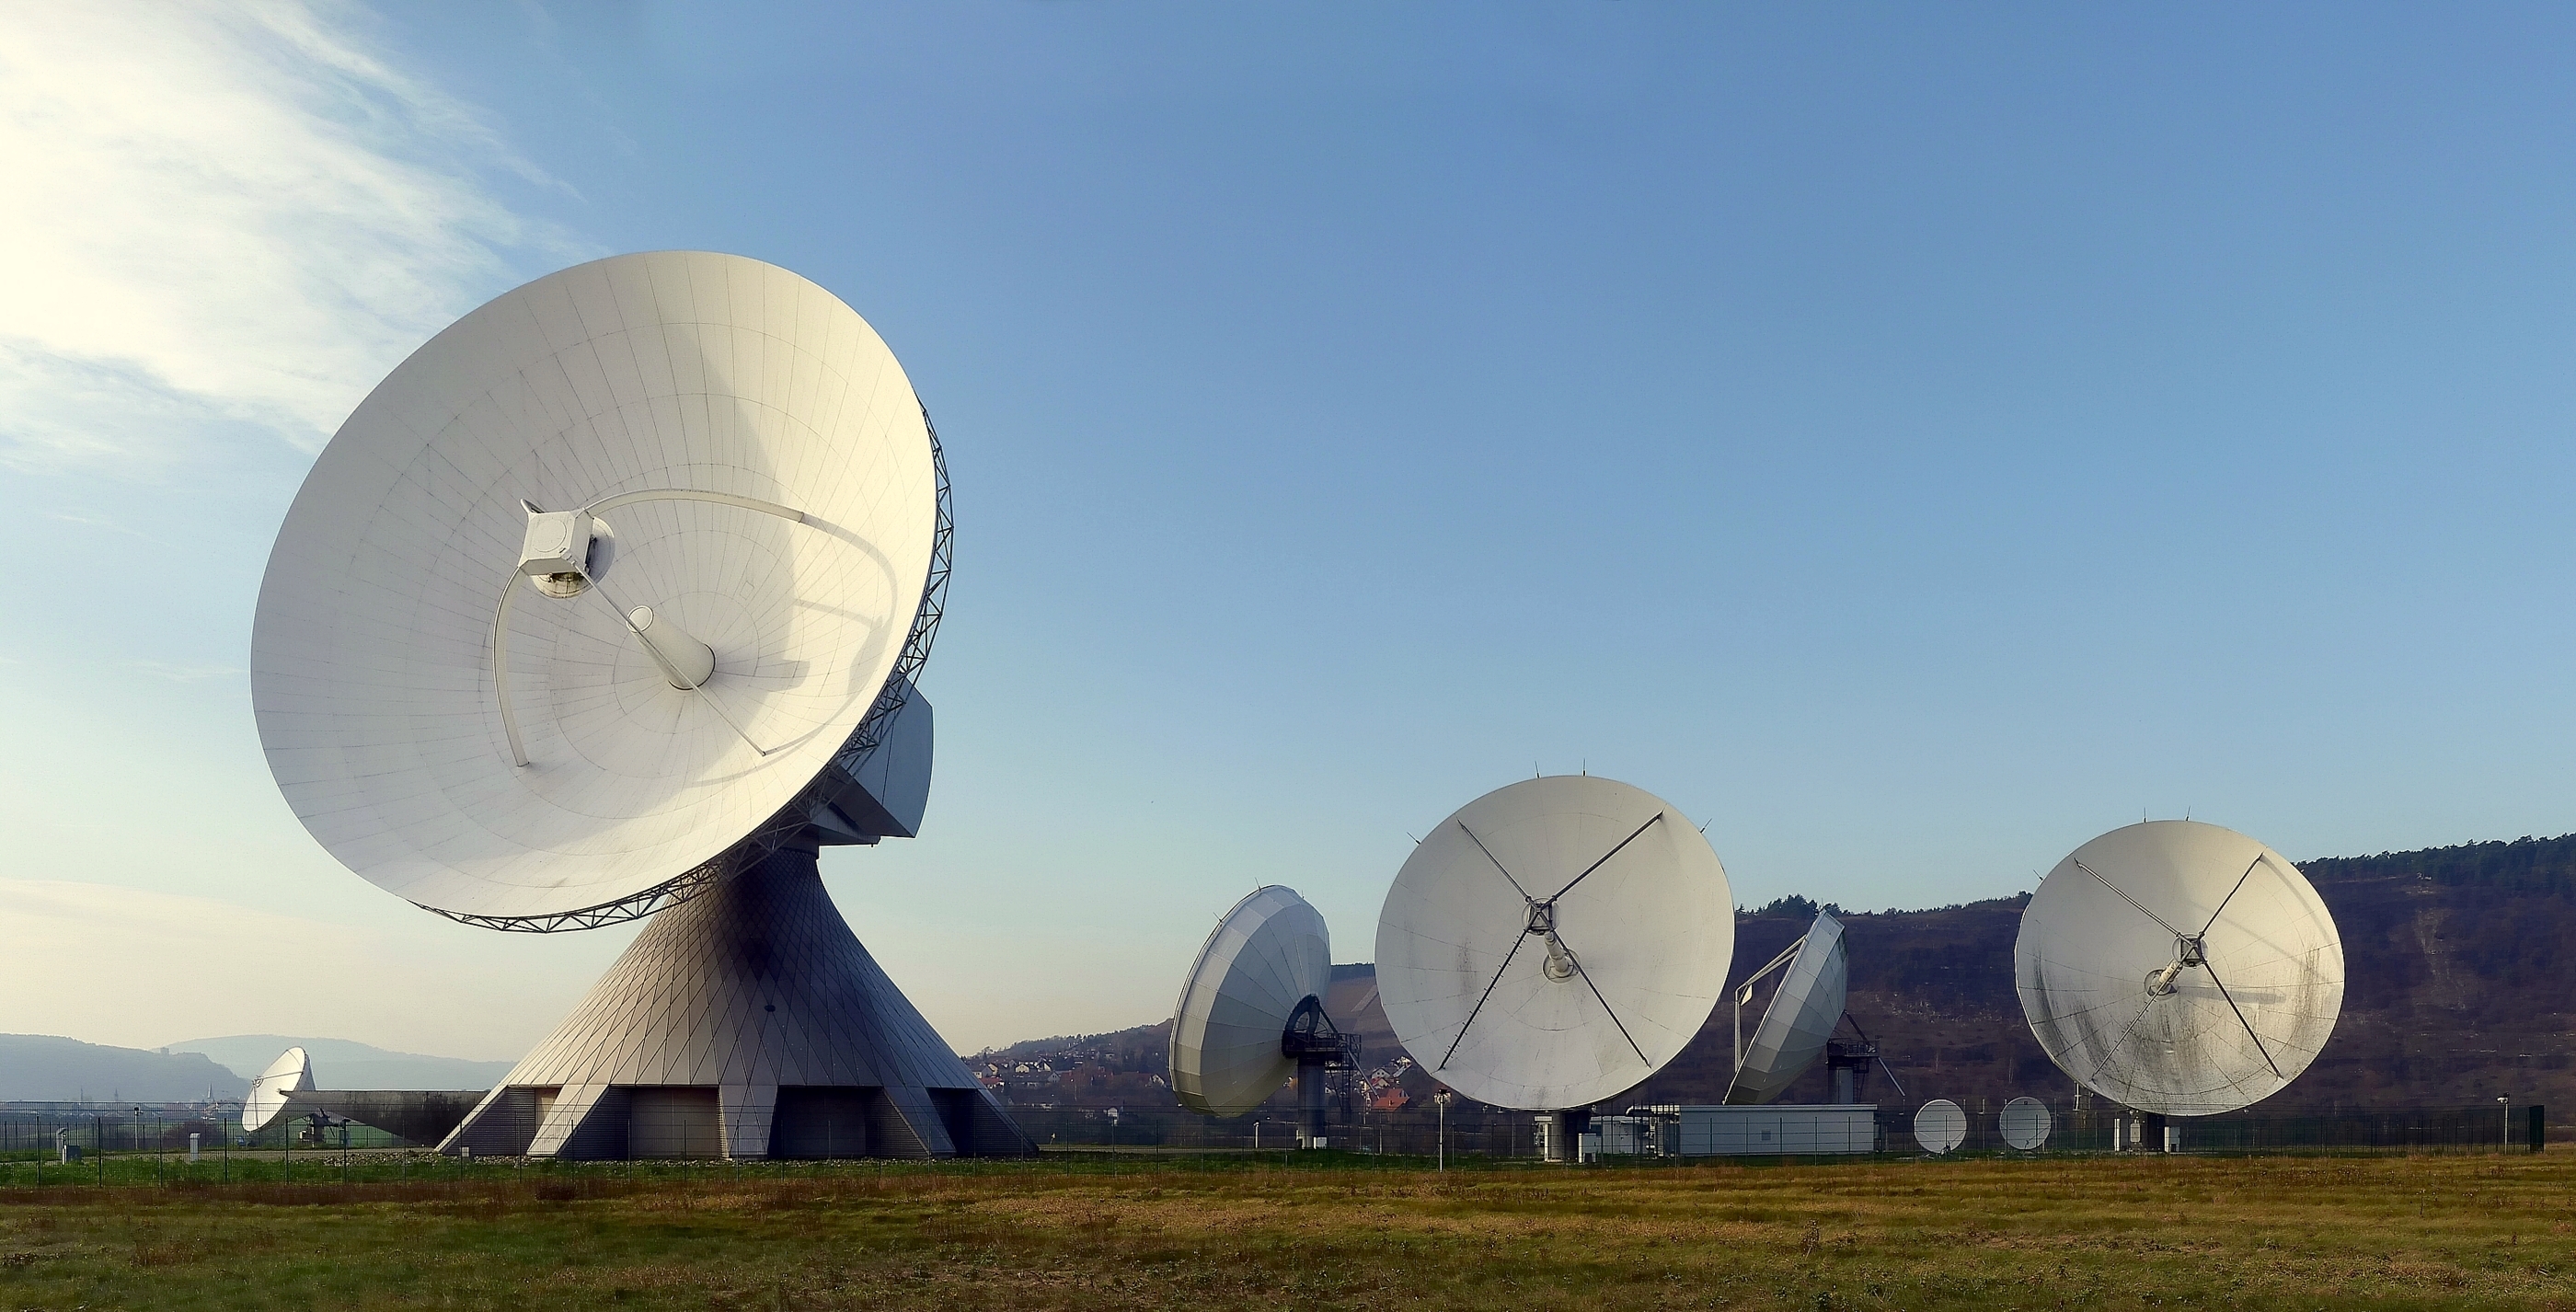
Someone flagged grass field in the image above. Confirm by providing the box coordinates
[0,1149,2570,1309]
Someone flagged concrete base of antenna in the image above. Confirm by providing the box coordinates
[1538,1109,1597,1164]
[437,844,1032,1160]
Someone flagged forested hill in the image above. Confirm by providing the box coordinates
[996,834,2576,1118]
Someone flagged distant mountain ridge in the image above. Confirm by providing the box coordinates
[162,1036,514,1091]
[0,1036,247,1103]
[0,1035,514,1104]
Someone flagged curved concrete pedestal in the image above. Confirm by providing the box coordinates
[440,846,1031,1160]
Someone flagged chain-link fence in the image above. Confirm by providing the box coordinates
[1006,1099,2549,1159]
[1872,1101,2546,1155]
[0,1105,407,1157]
[1004,1103,1543,1157]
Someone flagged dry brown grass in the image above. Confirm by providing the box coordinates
[0,1151,2570,1308]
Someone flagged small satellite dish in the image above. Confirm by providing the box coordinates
[243,1047,313,1133]
[1913,1099,1966,1155]
[1998,1096,2052,1151]
[1169,886,1356,1147]
[1724,910,1848,1104]
[2016,820,2343,1117]
[249,252,1023,1160]
[1376,776,1733,1120]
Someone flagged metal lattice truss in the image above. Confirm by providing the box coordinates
[428,409,958,935]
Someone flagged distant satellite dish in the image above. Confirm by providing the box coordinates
[243,1047,313,1133]
[1375,776,1733,1116]
[1913,1099,1966,1155]
[2016,820,2343,1117]
[1998,1096,2052,1151]
[1724,910,1848,1104]
[236,1047,487,1146]
[1169,886,1356,1146]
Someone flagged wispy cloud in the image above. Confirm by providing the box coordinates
[0,1,591,473]
[120,660,247,684]
[43,509,169,545]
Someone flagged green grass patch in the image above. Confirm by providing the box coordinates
[0,1150,2568,1308]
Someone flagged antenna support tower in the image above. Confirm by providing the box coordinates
[1282,996,1362,1148]
[1823,1014,1905,1104]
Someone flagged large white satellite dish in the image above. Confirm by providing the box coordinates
[1375,776,1734,1118]
[248,252,1027,1161]
[243,1046,313,1133]
[1723,910,1848,1104]
[2016,820,2343,1119]
[1168,886,1356,1146]
[253,250,937,928]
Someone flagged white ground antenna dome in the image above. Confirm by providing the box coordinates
[1723,910,1848,1104]
[2016,820,2343,1117]
[251,250,942,928]
[1998,1096,2053,1151]
[1913,1099,1966,1155]
[1375,775,1733,1112]
[244,1046,313,1133]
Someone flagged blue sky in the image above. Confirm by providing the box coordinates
[3,3,2572,1058]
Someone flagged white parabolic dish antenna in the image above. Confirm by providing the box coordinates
[1169,886,1334,1116]
[252,250,939,927]
[1375,776,1734,1111]
[247,252,1028,1161]
[1998,1096,2052,1151]
[244,1046,313,1133]
[1914,1099,1966,1155]
[2015,820,2344,1117]
[1724,910,1848,1105]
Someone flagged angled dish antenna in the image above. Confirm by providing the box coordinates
[1724,909,1848,1104]
[1169,886,1357,1147]
[242,1046,313,1133]
[248,252,1021,1161]
[1375,776,1733,1153]
[2016,820,2343,1119]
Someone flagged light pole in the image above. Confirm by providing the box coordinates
[1434,1088,1453,1173]
[2500,1096,2512,1153]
